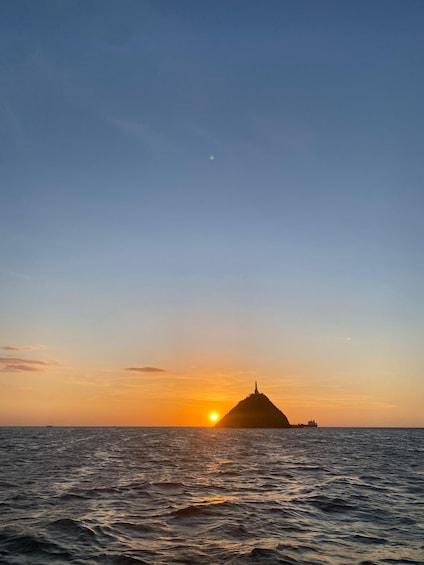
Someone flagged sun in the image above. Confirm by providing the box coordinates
[209,412,219,422]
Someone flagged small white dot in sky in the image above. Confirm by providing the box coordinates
[209,155,215,160]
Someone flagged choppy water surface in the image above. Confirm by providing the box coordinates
[0,427,423,564]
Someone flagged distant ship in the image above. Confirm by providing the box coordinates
[292,419,318,428]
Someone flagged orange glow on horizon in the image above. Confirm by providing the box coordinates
[1,361,423,427]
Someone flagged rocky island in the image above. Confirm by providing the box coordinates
[215,383,291,428]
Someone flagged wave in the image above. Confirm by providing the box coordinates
[47,517,96,539]
[306,494,357,513]
[110,521,156,534]
[171,501,237,519]
[227,546,298,564]
[1,427,423,564]
[0,531,72,562]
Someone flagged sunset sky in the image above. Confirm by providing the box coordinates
[1,0,423,427]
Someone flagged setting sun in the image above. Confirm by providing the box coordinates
[209,412,219,422]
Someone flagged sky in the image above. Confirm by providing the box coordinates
[1,0,423,427]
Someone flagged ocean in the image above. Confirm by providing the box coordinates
[0,427,423,564]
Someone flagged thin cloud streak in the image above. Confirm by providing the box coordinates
[107,116,184,154]
[0,364,41,373]
[1,345,48,351]
[0,356,58,373]
[125,366,168,373]
[0,269,32,281]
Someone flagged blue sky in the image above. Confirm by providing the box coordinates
[1,1,423,425]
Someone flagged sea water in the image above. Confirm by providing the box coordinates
[0,427,423,564]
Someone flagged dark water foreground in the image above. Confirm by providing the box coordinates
[0,427,423,565]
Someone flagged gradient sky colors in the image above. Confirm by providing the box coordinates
[1,1,423,427]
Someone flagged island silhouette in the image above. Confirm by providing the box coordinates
[215,383,318,428]
[215,383,291,428]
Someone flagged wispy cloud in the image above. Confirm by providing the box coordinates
[0,269,32,281]
[0,357,58,373]
[109,117,146,136]
[1,344,47,351]
[0,100,30,154]
[1,364,41,373]
[321,335,353,343]
[125,366,168,373]
[107,116,182,154]
[253,118,316,154]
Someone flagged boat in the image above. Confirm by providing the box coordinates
[291,419,318,428]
